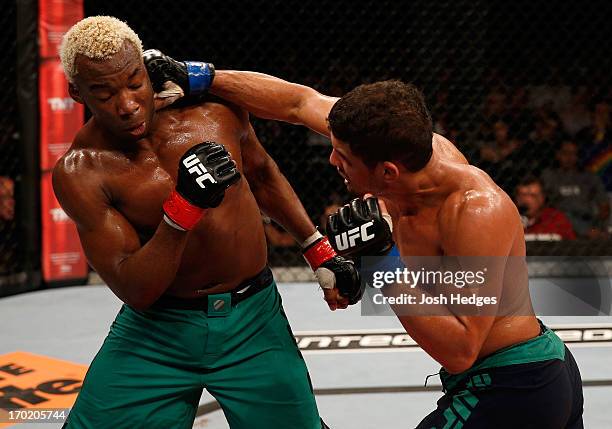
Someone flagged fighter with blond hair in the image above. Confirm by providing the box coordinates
[54,16,360,428]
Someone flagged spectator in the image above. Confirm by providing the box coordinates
[506,86,534,140]
[527,68,571,113]
[515,175,576,241]
[559,86,592,137]
[577,100,612,192]
[477,119,522,192]
[542,140,610,238]
[431,85,461,143]
[477,87,508,143]
[479,120,519,164]
[516,108,562,175]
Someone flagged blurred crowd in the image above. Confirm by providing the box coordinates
[262,82,611,256]
[460,84,610,241]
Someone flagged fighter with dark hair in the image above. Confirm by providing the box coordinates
[147,52,584,428]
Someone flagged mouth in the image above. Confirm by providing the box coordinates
[337,167,350,186]
[125,121,146,136]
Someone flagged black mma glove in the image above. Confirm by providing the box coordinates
[163,142,240,231]
[326,197,394,258]
[143,49,215,97]
[302,232,363,305]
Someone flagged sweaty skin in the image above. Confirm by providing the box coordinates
[53,44,316,310]
[209,71,541,373]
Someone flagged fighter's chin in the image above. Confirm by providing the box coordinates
[121,121,149,141]
[344,179,366,196]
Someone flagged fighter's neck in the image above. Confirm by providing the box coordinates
[382,152,458,217]
[91,113,162,153]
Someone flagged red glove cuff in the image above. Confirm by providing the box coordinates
[303,236,337,270]
[163,190,206,231]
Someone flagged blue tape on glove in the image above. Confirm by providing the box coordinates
[359,245,404,278]
[185,61,214,95]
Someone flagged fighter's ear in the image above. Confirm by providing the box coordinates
[68,82,83,104]
[381,161,400,183]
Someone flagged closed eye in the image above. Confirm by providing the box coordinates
[97,94,112,102]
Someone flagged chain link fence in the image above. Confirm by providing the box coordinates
[0,1,25,287]
[0,0,591,283]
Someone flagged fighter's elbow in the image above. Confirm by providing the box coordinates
[286,103,304,126]
[110,280,160,311]
[442,355,478,375]
[440,344,480,374]
[124,296,153,311]
[287,86,317,125]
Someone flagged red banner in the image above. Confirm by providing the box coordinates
[39,60,84,171]
[40,173,88,282]
[38,0,84,59]
[39,0,86,283]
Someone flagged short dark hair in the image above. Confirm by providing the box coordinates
[516,174,543,190]
[328,80,433,171]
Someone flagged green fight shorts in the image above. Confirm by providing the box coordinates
[417,320,583,428]
[63,267,322,429]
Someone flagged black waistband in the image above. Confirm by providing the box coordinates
[152,266,273,310]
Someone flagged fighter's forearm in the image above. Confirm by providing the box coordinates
[110,223,188,309]
[211,71,334,136]
[211,71,304,123]
[249,158,316,243]
[146,52,334,133]
[383,283,486,373]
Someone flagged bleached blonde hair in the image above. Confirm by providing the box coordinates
[59,16,143,82]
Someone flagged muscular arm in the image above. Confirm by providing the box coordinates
[53,161,188,310]
[211,71,338,137]
[393,192,518,373]
[239,116,316,243]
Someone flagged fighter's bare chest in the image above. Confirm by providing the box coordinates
[102,121,240,233]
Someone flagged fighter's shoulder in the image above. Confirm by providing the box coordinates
[55,135,106,177]
[187,95,248,122]
[439,186,514,230]
[171,96,249,134]
[53,129,107,196]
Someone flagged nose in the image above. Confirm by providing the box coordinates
[329,149,339,167]
[117,90,140,118]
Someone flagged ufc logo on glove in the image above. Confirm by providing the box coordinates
[183,154,217,188]
[334,221,375,251]
[326,198,394,258]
